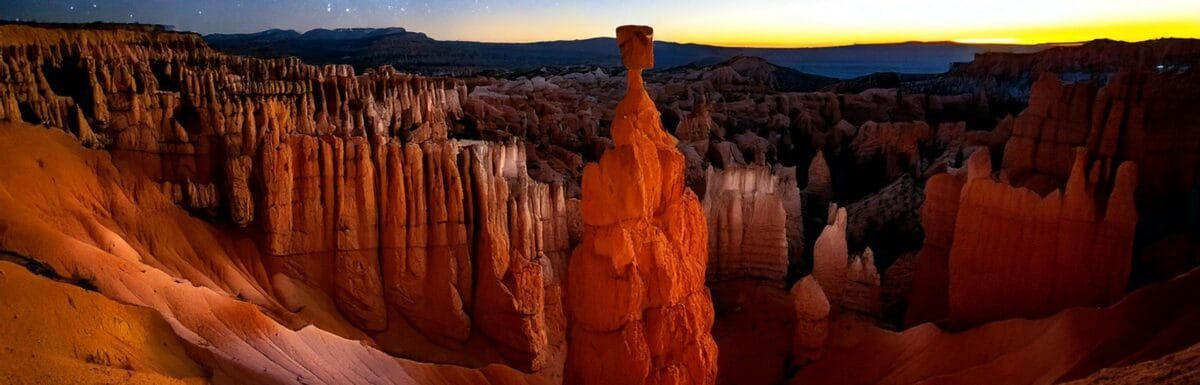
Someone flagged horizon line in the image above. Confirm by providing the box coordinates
[4,19,1193,50]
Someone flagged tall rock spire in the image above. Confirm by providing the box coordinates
[565,25,719,385]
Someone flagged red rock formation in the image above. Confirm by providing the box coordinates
[1063,342,1200,385]
[812,204,881,319]
[843,174,923,257]
[843,248,881,319]
[466,142,571,371]
[793,266,1200,385]
[701,164,802,385]
[805,150,832,204]
[709,280,795,385]
[1002,74,1099,183]
[675,103,719,156]
[566,25,718,385]
[849,121,932,180]
[840,88,925,125]
[702,165,801,282]
[910,148,1138,327]
[903,173,963,326]
[0,23,570,374]
[1002,70,1200,203]
[0,122,551,385]
[812,205,850,306]
[950,149,1137,326]
[790,276,830,366]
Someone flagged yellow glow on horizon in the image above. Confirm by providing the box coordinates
[658,17,1200,48]
[438,0,1200,48]
[952,38,1020,44]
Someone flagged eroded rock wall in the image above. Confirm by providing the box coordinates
[702,165,801,282]
[908,146,1137,327]
[0,23,570,372]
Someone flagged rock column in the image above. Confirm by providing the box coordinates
[566,25,718,385]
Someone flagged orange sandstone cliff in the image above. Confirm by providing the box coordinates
[565,25,718,385]
[0,22,570,379]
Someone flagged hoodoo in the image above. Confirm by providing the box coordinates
[565,25,719,385]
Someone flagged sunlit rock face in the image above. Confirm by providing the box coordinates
[0,22,572,376]
[0,121,552,385]
[702,165,801,282]
[566,25,718,385]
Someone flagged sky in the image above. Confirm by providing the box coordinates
[3,0,1199,47]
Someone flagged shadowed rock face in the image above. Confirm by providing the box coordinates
[908,146,1137,328]
[790,276,830,367]
[566,25,718,385]
[812,205,881,320]
[795,266,1200,385]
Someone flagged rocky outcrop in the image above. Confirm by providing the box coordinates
[906,169,976,328]
[0,122,550,385]
[842,248,881,319]
[812,206,850,307]
[848,121,931,180]
[467,142,571,371]
[0,23,569,373]
[812,204,881,319]
[790,276,830,367]
[926,119,1012,178]
[839,89,925,125]
[843,175,923,260]
[1063,342,1200,385]
[1002,71,1200,202]
[675,104,719,157]
[702,165,802,282]
[1001,74,1099,184]
[260,136,570,370]
[793,266,1200,385]
[910,149,1138,327]
[951,149,1137,325]
[566,25,718,385]
[805,150,832,204]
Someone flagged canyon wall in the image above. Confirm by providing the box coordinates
[0,121,551,384]
[1003,70,1200,207]
[0,23,571,373]
[908,147,1137,327]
